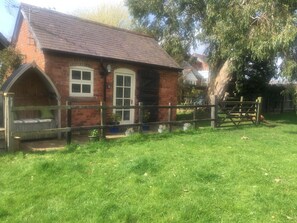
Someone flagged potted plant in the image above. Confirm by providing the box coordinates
[88,129,99,142]
[142,110,150,131]
[109,113,121,133]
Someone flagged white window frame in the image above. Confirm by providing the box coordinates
[69,66,94,97]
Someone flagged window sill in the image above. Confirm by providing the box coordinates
[67,96,100,102]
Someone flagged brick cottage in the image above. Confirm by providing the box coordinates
[2,3,181,132]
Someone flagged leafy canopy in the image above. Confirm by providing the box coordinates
[74,3,132,29]
[127,0,297,77]
[0,46,23,85]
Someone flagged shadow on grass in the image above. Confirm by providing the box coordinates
[264,112,297,125]
[0,208,11,219]
[283,131,297,134]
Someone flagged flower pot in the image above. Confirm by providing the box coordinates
[109,126,120,133]
[142,124,150,131]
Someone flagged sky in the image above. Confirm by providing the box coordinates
[0,0,125,40]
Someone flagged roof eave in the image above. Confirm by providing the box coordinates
[11,8,23,45]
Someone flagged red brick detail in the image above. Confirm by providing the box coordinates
[15,19,45,69]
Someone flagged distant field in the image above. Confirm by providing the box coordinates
[0,112,296,222]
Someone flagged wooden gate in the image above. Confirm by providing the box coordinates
[217,97,262,127]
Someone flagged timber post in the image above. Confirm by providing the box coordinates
[66,101,72,144]
[57,98,62,139]
[4,93,15,151]
[211,95,218,128]
[193,105,197,129]
[239,96,243,115]
[256,97,262,125]
[100,101,106,139]
[168,102,172,132]
[138,102,143,134]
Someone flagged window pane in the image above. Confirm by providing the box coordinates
[72,84,81,93]
[116,76,123,86]
[124,88,130,98]
[116,87,123,98]
[72,70,81,80]
[82,84,91,93]
[124,99,130,106]
[116,111,122,120]
[116,99,123,106]
[124,76,131,87]
[82,71,91,80]
[123,110,130,120]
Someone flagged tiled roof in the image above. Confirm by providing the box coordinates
[18,3,180,70]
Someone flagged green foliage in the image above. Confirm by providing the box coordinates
[1,114,297,222]
[127,0,203,63]
[143,110,150,122]
[127,0,297,77]
[178,78,206,104]
[88,129,99,137]
[281,84,297,110]
[204,1,297,80]
[227,54,276,99]
[110,113,121,123]
[0,46,23,85]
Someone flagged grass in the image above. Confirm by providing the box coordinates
[1,112,297,222]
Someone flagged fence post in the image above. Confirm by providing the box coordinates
[57,99,62,139]
[100,101,106,139]
[138,102,143,134]
[239,96,243,115]
[4,93,15,151]
[256,97,262,125]
[66,101,72,144]
[211,95,218,128]
[193,105,197,129]
[168,102,172,132]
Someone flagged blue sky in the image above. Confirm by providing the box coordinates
[0,0,125,40]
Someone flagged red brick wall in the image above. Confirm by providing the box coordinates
[13,17,179,127]
[15,19,45,69]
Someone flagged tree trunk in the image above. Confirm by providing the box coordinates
[208,60,232,101]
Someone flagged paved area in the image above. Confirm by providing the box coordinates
[20,134,126,152]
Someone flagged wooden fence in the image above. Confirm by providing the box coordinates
[2,94,262,151]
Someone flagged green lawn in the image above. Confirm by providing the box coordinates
[1,113,297,222]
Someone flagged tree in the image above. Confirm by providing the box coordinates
[227,55,276,100]
[74,3,132,29]
[0,46,23,85]
[127,0,297,99]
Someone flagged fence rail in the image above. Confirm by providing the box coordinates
[2,94,262,151]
